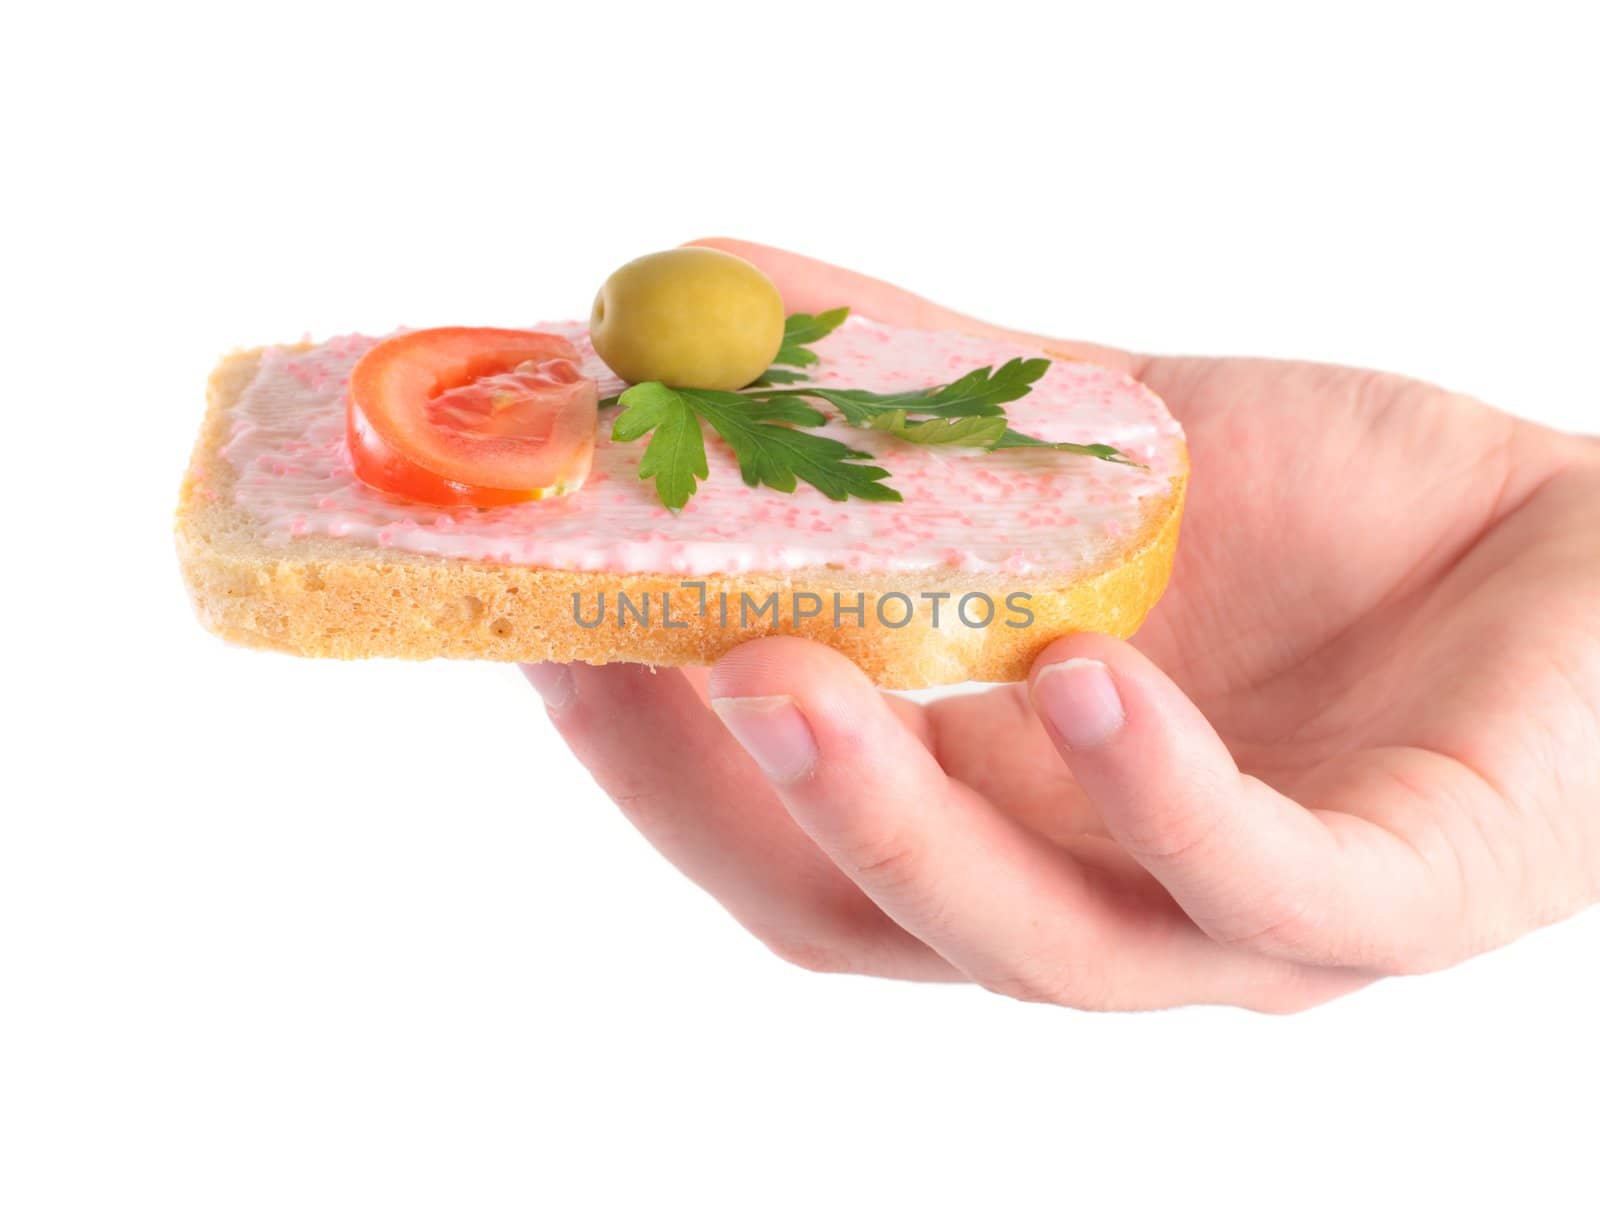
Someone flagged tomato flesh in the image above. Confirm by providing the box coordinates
[347,327,599,507]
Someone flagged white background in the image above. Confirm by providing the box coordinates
[5,2,1598,1207]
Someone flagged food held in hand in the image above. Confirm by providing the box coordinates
[176,253,1187,687]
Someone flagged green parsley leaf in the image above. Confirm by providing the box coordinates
[607,307,1142,501]
[771,307,850,368]
[610,383,709,509]
[763,357,1051,425]
[751,356,1140,465]
[994,427,1148,468]
[862,410,1009,448]
[612,381,900,508]
[683,389,899,502]
[678,389,828,431]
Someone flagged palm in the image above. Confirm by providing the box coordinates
[930,354,1599,952]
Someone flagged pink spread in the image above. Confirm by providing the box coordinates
[221,319,1184,576]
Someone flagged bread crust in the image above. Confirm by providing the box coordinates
[176,348,1186,688]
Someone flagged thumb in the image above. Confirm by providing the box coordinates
[1025,635,1438,971]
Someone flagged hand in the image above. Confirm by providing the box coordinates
[524,239,1600,1012]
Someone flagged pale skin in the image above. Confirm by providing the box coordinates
[523,238,1600,1012]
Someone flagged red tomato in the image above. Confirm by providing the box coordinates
[347,327,599,507]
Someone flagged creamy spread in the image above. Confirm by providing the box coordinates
[221,318,1184,576]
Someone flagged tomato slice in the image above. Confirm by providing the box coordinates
[347,327,599,507]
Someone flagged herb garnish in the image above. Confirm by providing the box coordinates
[608,307,1145,509]
[770,308,850,372]
[611,383,897,510]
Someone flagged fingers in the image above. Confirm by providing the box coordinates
[924,684,1108,842]
[521,662,954,981]
[709,637,1362,1011]
[1026,635,1454,973]
[685,237,1138,374]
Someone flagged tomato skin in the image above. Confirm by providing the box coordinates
[346,327,598,508]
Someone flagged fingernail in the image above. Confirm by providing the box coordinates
[1032,658,1126,750]
[521,662,576,713]
[711,694,818,783]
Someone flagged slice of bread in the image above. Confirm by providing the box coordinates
[176,345,1185,689]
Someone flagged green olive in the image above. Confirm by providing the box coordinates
[590,248,785,390]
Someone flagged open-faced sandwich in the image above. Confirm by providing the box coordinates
[176,248,1186,688]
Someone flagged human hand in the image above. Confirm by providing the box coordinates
[524,239,1600,1011]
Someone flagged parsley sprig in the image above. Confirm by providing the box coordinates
[747,309,848,385]
[789,355,1050,420]
[608,307,1145,509]
[611,383,898,509]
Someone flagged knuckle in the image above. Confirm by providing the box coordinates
[1209,911,1323,962]
[605,784,685,837]
[839,830,928,895]
[1210,903,1459,979]
[1197,886,1366,969]
[1119,804,1227,866]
